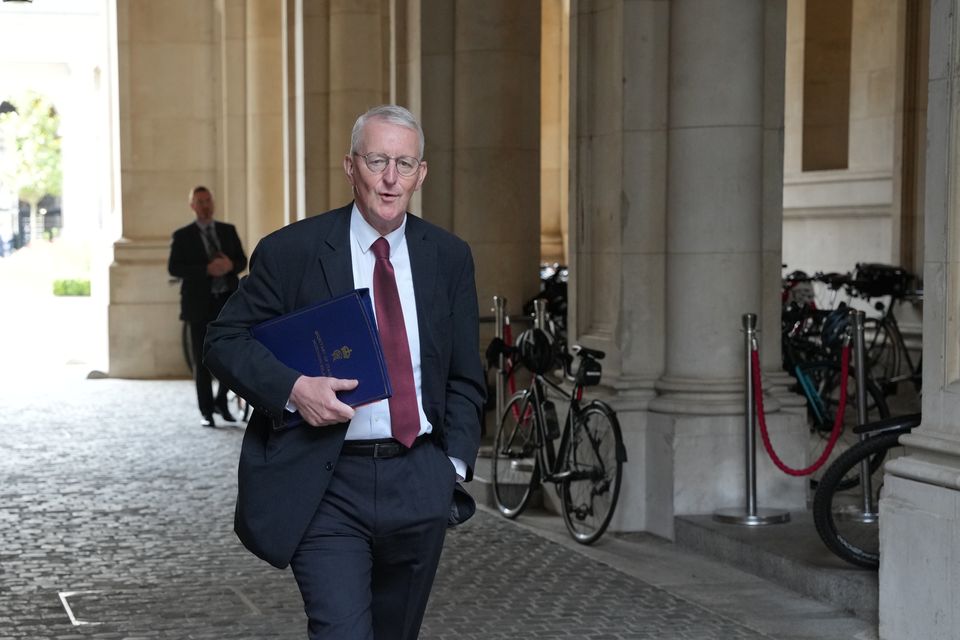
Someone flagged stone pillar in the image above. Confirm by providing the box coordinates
[568,0,669,532]
[326,0,389,210]
[452,0,541,321]
[419,0,454,230]
[219,0,250,241]
[760,1,804,413]
[540,0,568,264]
[879,1,960,637]
[646,0,804,538]
[245,0,285,240]
[109,1,221,377]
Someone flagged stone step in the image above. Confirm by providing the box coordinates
[674,512,879,622]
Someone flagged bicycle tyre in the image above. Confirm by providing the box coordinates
[796,361,889,491]
[492,391,541,518]
[560,402,624,544]
[862,317,902,387]
[812,431,902,569]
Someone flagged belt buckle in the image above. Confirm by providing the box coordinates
[373,442,400,459]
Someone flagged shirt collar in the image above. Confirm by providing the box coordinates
[195,220,215,231]
[350,204,406,258]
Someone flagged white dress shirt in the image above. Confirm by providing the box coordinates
[290,205,465,479]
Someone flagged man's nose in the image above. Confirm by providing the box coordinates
[382,160,400,183]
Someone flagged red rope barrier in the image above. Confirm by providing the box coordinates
[753,345,851,476]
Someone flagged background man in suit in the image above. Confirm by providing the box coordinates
[168,186,248,427]
[204,105,485,640]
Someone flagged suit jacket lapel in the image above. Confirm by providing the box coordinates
[316,206,355,299]
[406,215,438,359]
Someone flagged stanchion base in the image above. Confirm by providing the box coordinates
[713,507,791,526]
[835,510,879,524]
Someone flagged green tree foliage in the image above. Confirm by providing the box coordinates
[0,92,63,243]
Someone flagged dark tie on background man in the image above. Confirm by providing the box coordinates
[203,225,221,254]
[371,237,420,447]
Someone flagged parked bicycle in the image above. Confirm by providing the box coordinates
[850,262,922,400]
[487,327,626,544]
[813,412,920,569]
[780,304,890,490]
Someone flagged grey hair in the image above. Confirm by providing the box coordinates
[349,105,425,159]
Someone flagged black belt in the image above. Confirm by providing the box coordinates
[340,436,426,459]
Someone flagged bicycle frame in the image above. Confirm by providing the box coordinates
[521,372,582,484]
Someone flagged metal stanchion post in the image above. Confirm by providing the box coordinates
[714,313,791,526]
[848,309,879,523]
[533,298,548,331]
[493,296,506,421]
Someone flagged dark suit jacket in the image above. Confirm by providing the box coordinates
[203,204,486,569]
[168,221,248,322]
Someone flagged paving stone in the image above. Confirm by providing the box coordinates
[0,371,772,639]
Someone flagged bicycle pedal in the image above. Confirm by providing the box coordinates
[551,469,574,481]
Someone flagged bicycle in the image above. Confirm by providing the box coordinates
[780,304,890,490]
[849,263,922,402]
[488,328,627,544]
[812,412,920,569]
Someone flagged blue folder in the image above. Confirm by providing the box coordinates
[250,288,392,410]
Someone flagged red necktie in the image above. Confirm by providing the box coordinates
[371,237,420,447]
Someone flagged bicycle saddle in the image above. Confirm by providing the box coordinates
[571,345,605,360]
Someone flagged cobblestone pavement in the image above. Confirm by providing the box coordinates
[0,368,787,639]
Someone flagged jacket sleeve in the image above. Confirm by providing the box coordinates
[442,245,486,481]
[225,225,248,275]
[168,228,208,281]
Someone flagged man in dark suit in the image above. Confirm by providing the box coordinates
[168,186,248,427]
[204,105,485,639]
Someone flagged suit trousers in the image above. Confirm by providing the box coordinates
[189,294,230,416]
[289,438,456,640]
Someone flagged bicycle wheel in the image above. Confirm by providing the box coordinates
[863,317,902,387]
[560,402,624,544]
[796,361,889,491]
[492,391,541,518]
[812,431,903,569]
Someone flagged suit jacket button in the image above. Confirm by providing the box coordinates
[325,462,333,471]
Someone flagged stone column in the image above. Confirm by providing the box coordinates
[567,0,669,532]
[419,0,454,230]
[245,0,285,241]
[760,1,805,413]
[219,0,249,241]
[646,0,804,537]
[880,1,960,637]
[452,0,541,321]
[326,0,389,210]
[540,0,568,264]
[109,1,221,377]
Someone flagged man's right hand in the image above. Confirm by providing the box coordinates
[289,375,358,427]
[206,254,233,277]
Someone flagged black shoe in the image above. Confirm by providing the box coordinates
[201,414,216,427]
[214,403,237,423]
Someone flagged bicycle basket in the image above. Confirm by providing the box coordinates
[853,263,915,298]
[515,327,559,375]
[575,357,602,387]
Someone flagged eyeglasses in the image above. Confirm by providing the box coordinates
[354,152,422,177]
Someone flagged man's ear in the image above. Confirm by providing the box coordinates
[414,160,428,191]
[343,154,355,185]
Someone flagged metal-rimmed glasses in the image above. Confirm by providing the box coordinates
[353,152,422,177]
